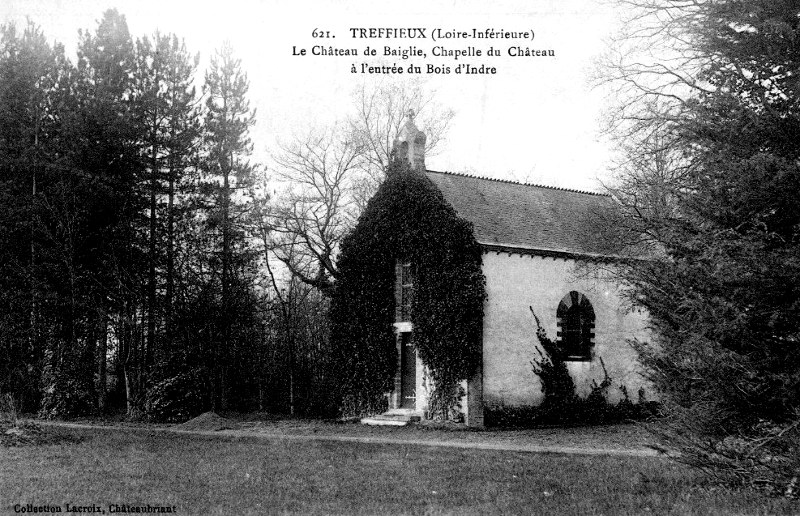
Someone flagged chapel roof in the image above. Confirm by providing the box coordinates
[424,170,620,258]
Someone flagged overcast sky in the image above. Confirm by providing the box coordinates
[1,0,627,192]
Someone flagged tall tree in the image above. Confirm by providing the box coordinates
[0,12,277,421]
[600,0,800,495]
[201,41,256,410]
[161,39,201,352]
[133,31,200,373]
[0,21,69,412]
[68,8,144,416]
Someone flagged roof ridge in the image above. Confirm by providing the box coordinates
[425,169,609,197]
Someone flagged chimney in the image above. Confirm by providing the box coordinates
[393,109,426,171]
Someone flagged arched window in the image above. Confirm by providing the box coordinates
[556,291,595,361]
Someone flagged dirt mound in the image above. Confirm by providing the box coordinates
[176,411,232,431]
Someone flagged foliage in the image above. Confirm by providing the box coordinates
[265,280,337,417]
[349,81,455,209]
[600,0,800,496]
[330,156,485,418]
[0,12,275,421]
[250,191,340,417]
[145,368,210,423]
[39,356,95,420]
[653,414,800,498]
[0,390,62,446]
[0,392,19,425]
[528,308,577,412]
[199,41,259,411]
[133,30,201,373]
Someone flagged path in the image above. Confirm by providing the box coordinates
[34,420,665,458]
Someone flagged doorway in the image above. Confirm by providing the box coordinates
[400,332,416,409]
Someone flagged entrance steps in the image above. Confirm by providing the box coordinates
[361,409,422,427]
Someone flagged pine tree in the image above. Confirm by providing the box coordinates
[133,32,200,376]
[64,8,144,416]
[201,41,256,410]
[0,21,68,412]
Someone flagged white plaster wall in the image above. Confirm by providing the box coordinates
[481,251,653,408]
[416,355,428,414]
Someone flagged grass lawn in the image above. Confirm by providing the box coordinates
[1,426,796,515]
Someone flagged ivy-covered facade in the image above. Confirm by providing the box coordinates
[329,132,485,423]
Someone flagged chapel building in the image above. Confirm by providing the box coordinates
[369,112,651,428]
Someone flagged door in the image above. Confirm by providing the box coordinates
[400,332,416,409]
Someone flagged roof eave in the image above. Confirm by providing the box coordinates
[479,242,624,262]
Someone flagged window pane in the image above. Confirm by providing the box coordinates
[399,262,414,321]
[557,291,595,360]
[402,263,413,285]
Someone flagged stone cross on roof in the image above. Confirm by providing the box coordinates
[394,109,426,171]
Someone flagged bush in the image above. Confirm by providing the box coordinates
[38,376,95,420]
[485,384,658,428]
[37,344,96,419]
[652,412,800,498]
[145,368,210,423]
[0,392,18,424]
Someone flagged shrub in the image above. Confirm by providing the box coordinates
[38,370,95,420]
[651,408,800,498]
[145,368,210,423]
[0,392,18,425]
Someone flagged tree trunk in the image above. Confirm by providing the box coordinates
[147,99,159,370]
[218,132,232,411]
[29,118,40,411]
[165,152,175,353]
[124,366,133,416]
[97,315,108,413]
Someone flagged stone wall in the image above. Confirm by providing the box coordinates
[481,250,653,408]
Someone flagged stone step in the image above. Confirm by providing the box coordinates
[360,412,421,426]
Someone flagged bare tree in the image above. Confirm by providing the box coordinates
[592,1,719,152]
[350,81,454,209]
[251,191,331,414]
[268,84,455,294]
[351,81,453,168]
[268,125,364,294]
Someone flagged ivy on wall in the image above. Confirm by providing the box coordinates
[330,157,486,418]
